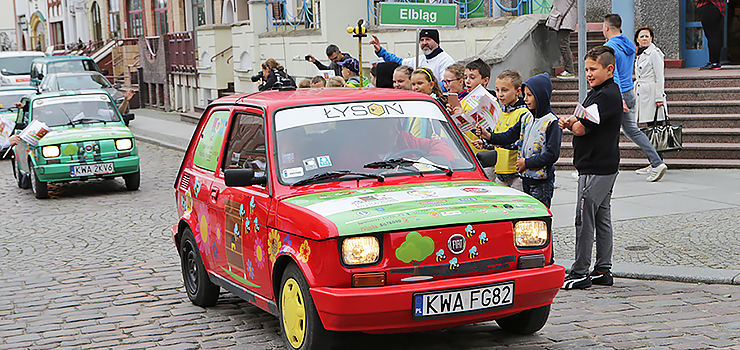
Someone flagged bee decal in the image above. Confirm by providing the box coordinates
[478,232,488,245]
[435,249,446,262]
[465,224,475,237]
[468,246,479,259]
[449,257,459,270]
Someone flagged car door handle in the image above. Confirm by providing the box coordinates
[211,188,219,201]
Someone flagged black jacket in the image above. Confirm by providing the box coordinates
[312,52,351,77]
[573,77,622,175]
[259,69,296,91]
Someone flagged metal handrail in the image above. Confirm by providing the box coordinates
[211,46,233,62]
[226,55,233,64]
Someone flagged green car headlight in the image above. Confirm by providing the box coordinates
[342,236,380,265]
[514,220,548,248]
[115,138,133,151]
[41,145,60,158]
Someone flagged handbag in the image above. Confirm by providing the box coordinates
[640,105,682,152]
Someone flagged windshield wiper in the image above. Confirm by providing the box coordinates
[60,107,76,128]
[364,158,453,177]
[291,170,385,187]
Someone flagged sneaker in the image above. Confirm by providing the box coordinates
[561,272,592,290]
[646,163,667,182]
[589,270,614,286]
[634,165,651,175]
[558,71,575,78]
[699,63,722,70]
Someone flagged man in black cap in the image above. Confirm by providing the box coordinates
[369,29,455,89]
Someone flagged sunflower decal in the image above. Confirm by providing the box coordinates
[267,229,282,263]
[254,238,265,268]
[297,240,311,262]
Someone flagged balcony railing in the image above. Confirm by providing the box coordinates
[266,0,320,31]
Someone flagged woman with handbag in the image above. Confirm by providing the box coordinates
[634,26,669,174]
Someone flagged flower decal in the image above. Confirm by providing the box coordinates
[246,260,255,280]
[267,229,282,263]
[254,238,265,268]
[297,240,311,262]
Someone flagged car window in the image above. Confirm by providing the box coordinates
[0,92,32,111]
[57,75,111,90]
[274,100,476,185]
[222,113,267,177]
[32,94,120,127]
[193,110,230,171]
[0,56,38,76]
[48,60,93,74]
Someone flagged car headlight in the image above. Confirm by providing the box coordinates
[514,220,548,247]
[342,236,380,265]
[115,138,133,151]
[41,145,60,158]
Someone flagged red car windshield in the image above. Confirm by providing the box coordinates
[274,100,475,185]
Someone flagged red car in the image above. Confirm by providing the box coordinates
[172,89,564,350]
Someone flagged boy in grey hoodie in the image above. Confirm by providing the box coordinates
[473,73,562,208]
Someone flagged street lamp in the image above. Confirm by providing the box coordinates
[347,19,367,86]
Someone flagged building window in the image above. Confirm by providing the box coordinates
[193,0,206,27]
[154,0,168,36]
[128,0,144,37]
[91,2,103,41]
[50,22,64,48]
[108,0,120,39]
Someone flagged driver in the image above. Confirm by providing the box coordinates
[371,117,454,161]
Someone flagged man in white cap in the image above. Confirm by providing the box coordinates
[369,29,455,89]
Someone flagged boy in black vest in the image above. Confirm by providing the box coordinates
[558,46,622,290]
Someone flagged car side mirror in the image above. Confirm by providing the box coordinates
[113,83,122,89]
[37,73,43,81]
[476,150,497,168]
[224,168,267,187]
[121,113,135,126]
[101,69,109,75]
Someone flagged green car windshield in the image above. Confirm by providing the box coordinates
[0,92,32,111]
[32,94,120,127]
[48,60,98,74]
[274,100,475,185]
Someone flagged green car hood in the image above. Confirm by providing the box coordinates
[283,180,550,236]
[38,124,133,146]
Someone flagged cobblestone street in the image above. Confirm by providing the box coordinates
[1,142,739,349]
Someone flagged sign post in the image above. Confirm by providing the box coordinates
[378,2,458,69]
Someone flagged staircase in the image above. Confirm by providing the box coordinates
[551,69,740,169]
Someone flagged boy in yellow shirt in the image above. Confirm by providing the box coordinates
[477,70,531,190]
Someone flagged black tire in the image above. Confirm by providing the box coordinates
[30,165,49,199]
[279,263,332,350]
[180,228,220,306]
[495,304,551,335]
[123,171,140,191]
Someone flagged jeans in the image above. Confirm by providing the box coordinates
[557,29,575,73]
[622,89,663,168]
[571,173,618,275]
[522,175,555,209]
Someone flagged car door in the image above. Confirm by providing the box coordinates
[215,109,273,298]
[181,107,231,271]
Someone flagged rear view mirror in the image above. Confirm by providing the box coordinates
[476,150,497,168]
[101,69,110,75]
[121,113,135,125]
[113,83,122,89]
[225,168,267,187]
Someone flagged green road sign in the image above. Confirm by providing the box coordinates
[379,2,459,28]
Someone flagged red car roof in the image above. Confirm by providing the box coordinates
[213,88,439,109]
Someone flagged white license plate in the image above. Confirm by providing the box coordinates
[71,163,115,177]
[413,282,514,319]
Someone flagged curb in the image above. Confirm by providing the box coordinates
[559,259,740,285]
[134,135,187,153]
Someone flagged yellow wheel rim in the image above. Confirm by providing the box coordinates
[281,277,306,348]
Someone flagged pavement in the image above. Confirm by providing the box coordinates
[129,108,740,285]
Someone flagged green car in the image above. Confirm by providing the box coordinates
[12,89,140,199]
